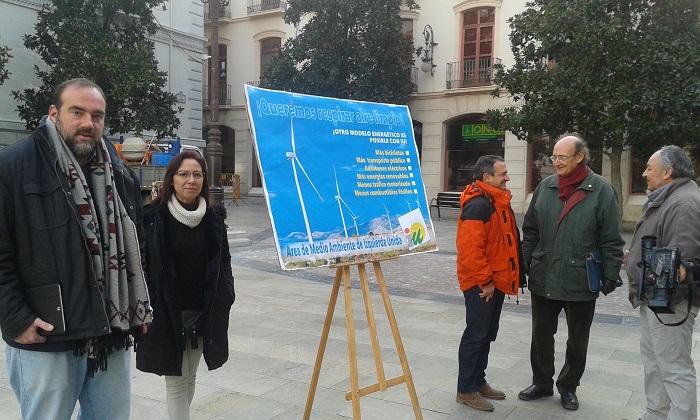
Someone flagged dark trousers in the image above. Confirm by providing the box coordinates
[530,293,596,394]
[457,286,505,393]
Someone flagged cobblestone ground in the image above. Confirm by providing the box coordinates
[227,197,642,327]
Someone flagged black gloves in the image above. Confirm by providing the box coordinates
[601,279,617,296]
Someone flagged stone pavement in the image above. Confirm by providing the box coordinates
[0,197,698,419]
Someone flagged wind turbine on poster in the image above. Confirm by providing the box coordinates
[383,203,394,234]
[334,166,359,238]
[286,118,324,245]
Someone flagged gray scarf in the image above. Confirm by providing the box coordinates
[644,178,687,211]
[45,118,152,333]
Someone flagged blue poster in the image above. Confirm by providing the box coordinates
[245,86,438,270]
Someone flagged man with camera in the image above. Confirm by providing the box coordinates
[518,135,624,411]
[625,145,700,420]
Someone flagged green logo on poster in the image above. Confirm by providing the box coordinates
[409,222,426,245]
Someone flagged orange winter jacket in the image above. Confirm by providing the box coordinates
[456,180,523,295]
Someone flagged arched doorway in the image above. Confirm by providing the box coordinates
[444,114,505,191]
[412,119,423,161]
[251,147,262,188]
[220,125,235,174]
[202,125,235,174]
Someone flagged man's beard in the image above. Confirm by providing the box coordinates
[56,119,99,160]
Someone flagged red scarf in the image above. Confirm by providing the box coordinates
[557,164,589,224]
[558,163,589,201]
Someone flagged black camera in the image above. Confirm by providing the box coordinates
[637,235,680,314]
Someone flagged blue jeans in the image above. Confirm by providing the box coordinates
[457,286,505,393]
[6,346,131,420]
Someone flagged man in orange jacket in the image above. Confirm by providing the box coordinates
[455,155,525,412]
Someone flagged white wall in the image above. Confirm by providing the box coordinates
[0,0,46,148]
[0,0,205,148]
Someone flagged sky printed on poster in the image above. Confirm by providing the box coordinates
[245,86,437,269]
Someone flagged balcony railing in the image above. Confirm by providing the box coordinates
[204,2,231,20]
[247,0,286,14]
[446,57,501,89]
[203,83,231,106]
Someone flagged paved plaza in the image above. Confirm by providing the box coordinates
[1,197,699,419]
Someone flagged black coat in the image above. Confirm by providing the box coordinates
[136,203,235,376]
[0,124,143,346]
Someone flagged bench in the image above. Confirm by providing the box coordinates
[429,192,462,218]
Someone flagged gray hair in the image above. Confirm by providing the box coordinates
[657,145,695,179]
[473,155,505,181]
[555,133,590,164]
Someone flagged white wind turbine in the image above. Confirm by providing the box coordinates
[351,214,360,236]
[286,118,324,245]
[383,203,394,234]
[333,166,359,238]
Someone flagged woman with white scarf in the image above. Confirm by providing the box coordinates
[136,150,235,420]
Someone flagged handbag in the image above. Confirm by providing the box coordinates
[585,251,605,292]
[586,250,623,293]
[181,310,204,349]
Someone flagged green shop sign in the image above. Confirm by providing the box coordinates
[462,123,505,140]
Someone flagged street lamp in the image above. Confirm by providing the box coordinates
[202,0,230,206]
[420,25,437,76]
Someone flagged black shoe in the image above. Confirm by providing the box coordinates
[518,384,554,401]
[560,391,579,410]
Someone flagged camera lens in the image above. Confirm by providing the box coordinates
[642,235,657,249]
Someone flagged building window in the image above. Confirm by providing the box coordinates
[588,146,603,175]
[529,137,555,192]
[445,118,505,191]
[401,18,413,40]
[206,44,228,104]
[630,154,647,194]
[207,44,228,83]
[260,37,281,76]
[461,7,495,86]
[412,120,422,160]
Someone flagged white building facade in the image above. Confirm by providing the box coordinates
[207,0,643,219]
[0,0,206,149]
[203,0,293,195]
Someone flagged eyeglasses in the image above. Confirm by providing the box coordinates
[174,171,204,180]
[549,154,576,163]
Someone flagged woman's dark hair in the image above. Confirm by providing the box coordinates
[153,150,209,205]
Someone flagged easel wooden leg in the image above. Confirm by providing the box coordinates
[305,262,422,419]
[373,261,423,420]
[342,265,362,419]
[303,268,342,420]
[357,263,386,390]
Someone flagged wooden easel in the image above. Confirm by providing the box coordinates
[303,261,423,420]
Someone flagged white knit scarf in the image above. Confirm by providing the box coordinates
[168,195,206,227]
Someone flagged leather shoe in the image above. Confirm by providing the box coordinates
[518,384,553,401]
[456,392,494,412]
[560,391,579,410]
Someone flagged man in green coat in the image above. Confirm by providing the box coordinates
[517,135,624,410]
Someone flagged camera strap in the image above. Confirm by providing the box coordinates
[653,287,693,327]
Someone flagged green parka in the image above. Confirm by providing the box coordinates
[522,171,624,301]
